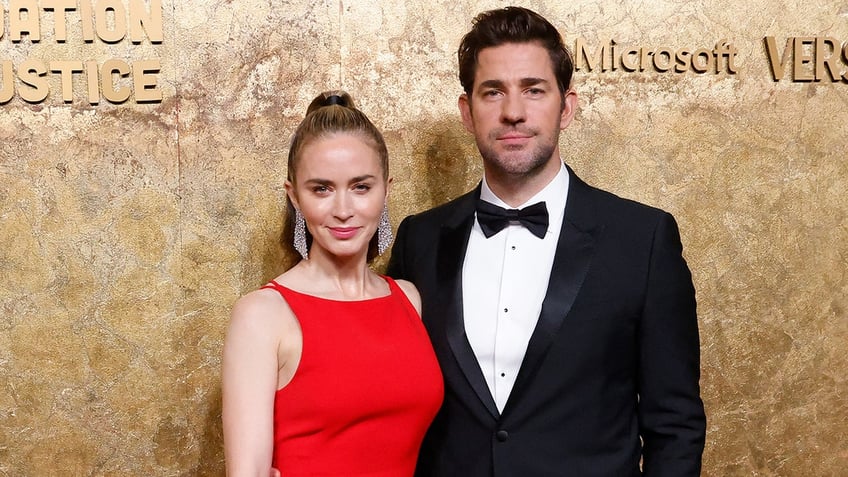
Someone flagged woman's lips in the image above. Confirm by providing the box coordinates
[328,227,360,239]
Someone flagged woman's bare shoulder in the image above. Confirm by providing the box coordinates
[229,285,297,333]
[393,278,422,316]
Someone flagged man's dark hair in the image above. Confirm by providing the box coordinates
[457,6,574,96]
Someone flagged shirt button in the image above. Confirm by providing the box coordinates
[496,430,509,442]
[511,245,516,250]
[503,308,508,313]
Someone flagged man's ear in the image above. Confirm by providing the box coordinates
[458,93,475,134]
[559,89,578,130]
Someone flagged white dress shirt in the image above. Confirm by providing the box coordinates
[462,163,570,412]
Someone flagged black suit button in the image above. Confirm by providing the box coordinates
[496,430,509,442]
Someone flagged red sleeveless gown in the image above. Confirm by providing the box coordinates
[261,277,443,476]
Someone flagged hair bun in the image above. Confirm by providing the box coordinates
[324,94,346,107]
[305,90,355,115]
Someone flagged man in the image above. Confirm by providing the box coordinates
[387,6,706,476]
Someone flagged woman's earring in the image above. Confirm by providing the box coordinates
[377,203,392,255]
[294,209,309,260]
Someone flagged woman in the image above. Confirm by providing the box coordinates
[222,91,443,476]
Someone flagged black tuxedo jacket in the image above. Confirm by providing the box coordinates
[387,166,706,477]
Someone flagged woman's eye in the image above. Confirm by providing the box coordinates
[354,183,372,192]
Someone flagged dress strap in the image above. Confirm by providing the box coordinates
[259,280,286,294]
[381,275,398,291]
[381,275,420,319]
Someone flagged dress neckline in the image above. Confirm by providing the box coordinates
[266,276,395,303]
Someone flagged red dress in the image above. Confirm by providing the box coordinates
[261,277,444,476]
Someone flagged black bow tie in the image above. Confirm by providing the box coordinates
[475,199,549,239]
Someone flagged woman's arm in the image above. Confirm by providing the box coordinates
[222,291,289,476]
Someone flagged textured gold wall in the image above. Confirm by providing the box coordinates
[1,1,846,475]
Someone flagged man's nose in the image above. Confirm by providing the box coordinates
[500,94,526,124]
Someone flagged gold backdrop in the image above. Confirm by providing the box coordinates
[1,0,846,475]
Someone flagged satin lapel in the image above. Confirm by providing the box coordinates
[438,186,500,419]
[504,170,602,412]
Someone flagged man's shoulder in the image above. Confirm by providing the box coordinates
[573,175,671,225]
[591,184,665,214]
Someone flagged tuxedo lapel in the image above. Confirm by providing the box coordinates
[504,169,602,412]
[437,186,500,419]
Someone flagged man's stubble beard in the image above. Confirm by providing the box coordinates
[477,133,557,182]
